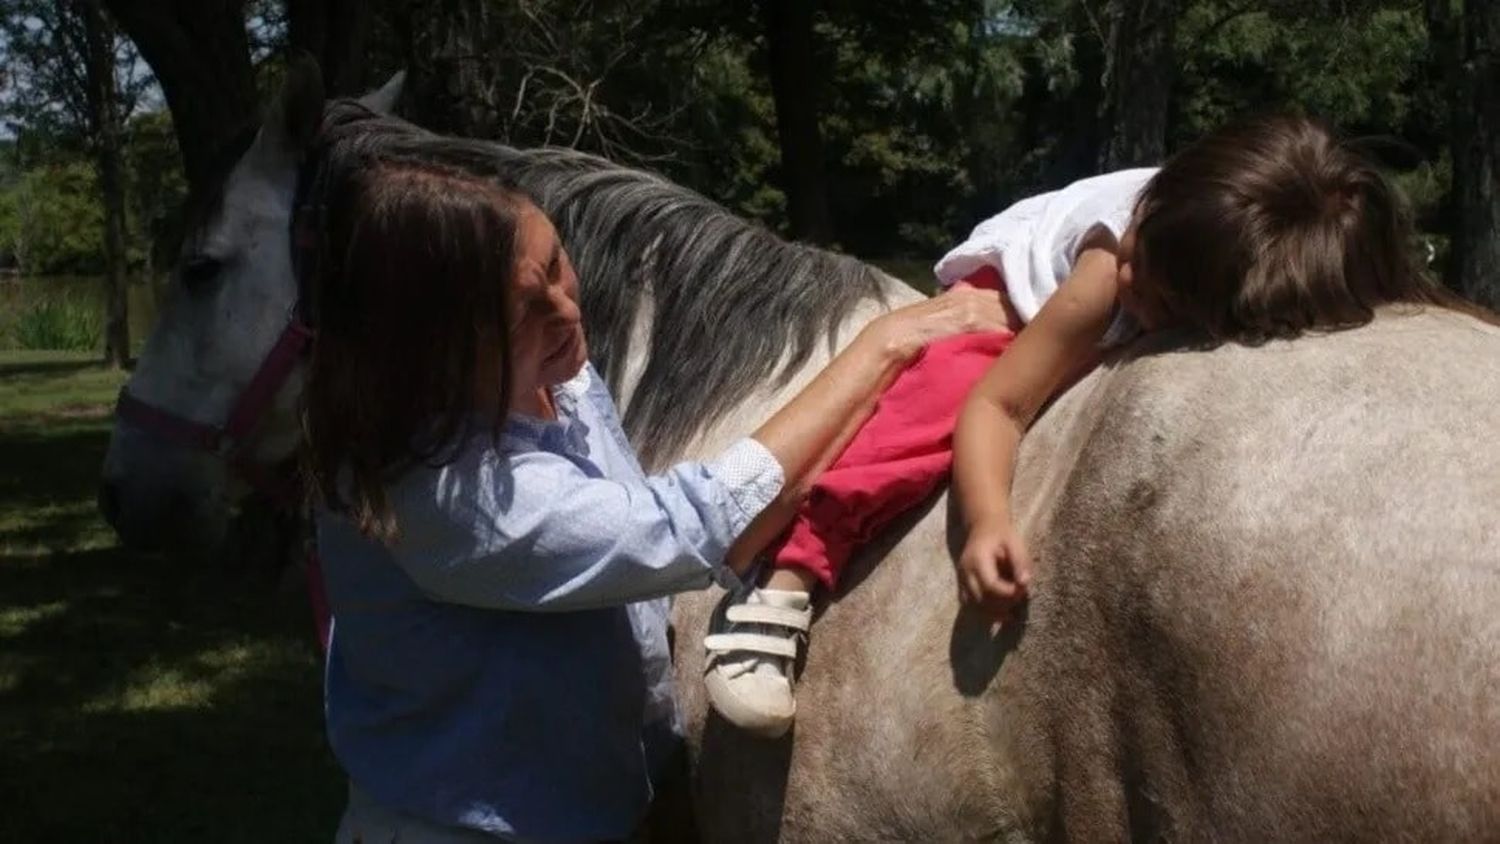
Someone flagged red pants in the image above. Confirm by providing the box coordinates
[769,266,1014,589]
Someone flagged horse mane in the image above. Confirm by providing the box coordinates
[313,100,890,466]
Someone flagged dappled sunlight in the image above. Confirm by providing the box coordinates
[0,499,116,556]
[0,352,342,841]
[0,599,69,638]
[80,640,312,715]
[0,416,121,555]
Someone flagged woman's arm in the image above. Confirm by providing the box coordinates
[952,246,1120,618]
[725,287,1012,572]
[384,443,787,612]
[388,288,1010,613]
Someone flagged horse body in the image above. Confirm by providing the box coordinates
[674,309,1500,840]
[101,67,1500,840]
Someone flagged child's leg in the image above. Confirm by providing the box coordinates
[705,265,1013,737]
[769,262,1012,592]
[768,328,1014,592]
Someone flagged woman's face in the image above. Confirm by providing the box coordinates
[507,205,588,396]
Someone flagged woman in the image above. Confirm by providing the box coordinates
[300,151,1009,842]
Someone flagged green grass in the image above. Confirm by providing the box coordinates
[0,351,342,842]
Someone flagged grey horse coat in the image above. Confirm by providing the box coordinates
[671,307,1500,841]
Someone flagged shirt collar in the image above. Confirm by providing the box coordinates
[501,365,594,454]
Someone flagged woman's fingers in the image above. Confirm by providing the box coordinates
[910,292,1007,340]
[873,288,1012,361]
[939,288,1011,334]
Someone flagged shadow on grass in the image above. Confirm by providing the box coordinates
[0,544,341,843]
[1,385,342,842]
[0,421,118,567]
[0,358,105,378]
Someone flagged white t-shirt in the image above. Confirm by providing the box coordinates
[933,167,1158,345]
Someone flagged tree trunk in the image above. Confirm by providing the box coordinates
[79,0,130,368]
[761,0,833,245]
[102,0,256,197]
[288,0,371,96]
[1429,0,1500,308]
[393,0,500,136]
[1098,0,1179,171]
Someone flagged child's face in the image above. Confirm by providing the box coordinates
[507,206,588,395]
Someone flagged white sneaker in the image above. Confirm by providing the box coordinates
[703,587,812,738]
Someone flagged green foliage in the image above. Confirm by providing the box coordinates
[4,0,1467,270]
[817,6,1031,254]
[0,110,187,277]
[665,38,787,224]
[11,291,103,352]
[4,162,107,276]
[121,110,190,271]
[1176,1,1429,141]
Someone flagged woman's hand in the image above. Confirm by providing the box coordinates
[863,286,1014,364]
[957,516,1033,620]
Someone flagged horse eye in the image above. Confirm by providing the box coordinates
[180,255,223,291]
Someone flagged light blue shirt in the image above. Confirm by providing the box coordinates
[317,364,782,841]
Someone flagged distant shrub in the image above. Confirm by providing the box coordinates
[13,295,101,351]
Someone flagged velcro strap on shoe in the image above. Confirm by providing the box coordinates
[725,603,812,631]
[703,632,799,660]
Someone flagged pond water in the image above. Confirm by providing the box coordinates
[0,274,165,354]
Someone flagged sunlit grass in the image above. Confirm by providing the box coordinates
[0,350,341,842]
[0,599,68,637]
[0,350,125,421]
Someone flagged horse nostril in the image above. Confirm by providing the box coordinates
[98,481,122,529]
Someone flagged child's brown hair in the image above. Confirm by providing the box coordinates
[1132,114,1494,343]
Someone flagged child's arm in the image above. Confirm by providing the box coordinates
[952,241,1121,619]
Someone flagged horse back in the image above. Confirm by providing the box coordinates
[1016,309,1500,839]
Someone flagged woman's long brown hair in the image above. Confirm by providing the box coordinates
[301,158,528,544]
[1133,114,1498,344]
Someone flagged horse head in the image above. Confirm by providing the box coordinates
[99,60,404,553]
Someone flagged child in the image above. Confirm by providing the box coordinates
[704,157,1157,734]
[707,114,1486,738]
[953,115,1492,621]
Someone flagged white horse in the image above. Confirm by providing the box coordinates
[103,66,1500,840]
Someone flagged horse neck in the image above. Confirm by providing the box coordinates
[616,269,923,466]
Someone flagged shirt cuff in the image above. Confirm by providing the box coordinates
[709,437,785,537]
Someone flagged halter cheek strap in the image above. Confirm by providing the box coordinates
[114,145,323,507]
[114,314,313,503]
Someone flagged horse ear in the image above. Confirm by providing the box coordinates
[267,51,326,154]
[359,71,406,115]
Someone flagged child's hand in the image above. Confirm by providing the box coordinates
[957,517,1033,621]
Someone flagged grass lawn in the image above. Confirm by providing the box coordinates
[0,351,342,842]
